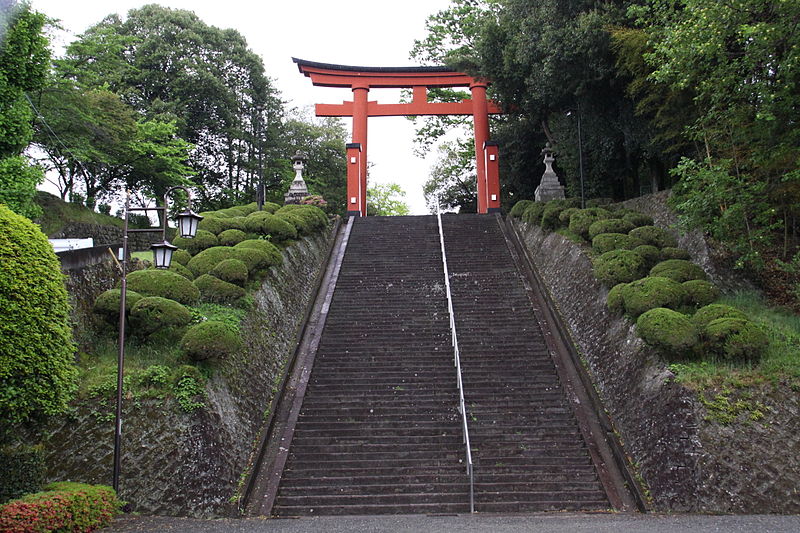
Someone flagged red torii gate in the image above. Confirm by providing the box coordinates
[293,58,504,216]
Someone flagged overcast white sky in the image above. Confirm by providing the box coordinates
[29,0,458,214]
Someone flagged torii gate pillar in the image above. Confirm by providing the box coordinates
[294,58,504,215]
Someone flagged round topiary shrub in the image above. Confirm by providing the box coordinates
[239,202,259,215]
[586,197,614,208]
[210,258,249,286]
[622,212,654,228]
[522,202,546,225]
[704,318,768,362]
[559,207,581,225]
[243,212,298,241]
[592,233,646,254]
[692,304,748,329]
[234,239,283,265]
[168,261,194,281]
[186,246,239,277]
[232,247,274,274]
[218,216,247,232]
[588,218,635,240]
[682,280,719,308]
[217,207,248,218]
[568,208,612,240]
[0,206,77,429]
[93,289,144,325]
[277,211,312,235]
[172,249,192,266]
[541,204,569,230]
[217,229,247,247]
[194,274,247,304]
[181,320,242,361]
[276,204,328,229]
[650,259,707,282]
[628,226,678,249]
[636,308,699,354]
[632,244,662,268]
[620,276,686,318]
[125,269,200,305]
[510,200,534,218]
[129,296,191,336]
[661,247,691,261]
[607,283,627,314]
[174,229,218,255]
[197,216,225,235]
[262,202,280,213]
[592,249,648,287]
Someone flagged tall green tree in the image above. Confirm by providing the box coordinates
[0,2,48,218]
[423,139,477,213]
[367,182,411,216]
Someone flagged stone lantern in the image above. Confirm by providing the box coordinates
[284,150,309,205]
[534,142,565,202]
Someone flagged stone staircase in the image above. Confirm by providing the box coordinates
[441,213,608,512]
[272,216,470,516]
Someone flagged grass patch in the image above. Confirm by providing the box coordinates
[34,191,125,236]
[668,290,800,390]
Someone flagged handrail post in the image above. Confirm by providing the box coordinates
[436,207,475,514]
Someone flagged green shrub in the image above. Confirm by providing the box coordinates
[194,274,246,304]
[197,216,225,235]
[173,229,218,255]
[592,233,646,254]
[620,276,686,318]
[276,204,328,229]
[200,210,226,218]
[0,482,120,532]
[210,258,249,286]
[636,308,699,354]
[243,212,297,240]
[93,289,144,325]
[217,207,248,218]
[568,208,612,240]
[262,201,280,213]
[186,246,238,277]
[632,245,662,269]
[559,207,581,225]
[705,318,768,362]
[522,202,546,225]
[682,280,720,308]
[588,218,635,240]
[219,216,247,232]
[277,211,312,235]
[593,249,648,286]
[629,225,678,249]
[558,197,583,209]
[129,297,192,336]
[692,304,748,329]
[125,269,200,305]
[607,283,627,314]
[171,365,206,412]
[661,247,691,260]
[586,197,614,208]
[0,445,44,504]
[181,320,242,361]
[168,261,194,281]
[234,239,283,265]
[172,249,192,266]
[622,212,654,228]
[0,206,76,430]
[510,199,534,218]
[541,204,567,230]
[239,202,259,215]
[218,229,247,247]
[650,259,707,282]
[232,247,273,273]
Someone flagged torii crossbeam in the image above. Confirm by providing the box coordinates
[293,58,504,216]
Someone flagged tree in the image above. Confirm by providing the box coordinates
[0,2,49,218]
[367,183,411,216]
[423,139,477,213]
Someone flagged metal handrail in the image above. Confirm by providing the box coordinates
[436,209,475,514]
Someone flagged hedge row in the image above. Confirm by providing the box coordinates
[511,198,767,363]
[0,482,120,532]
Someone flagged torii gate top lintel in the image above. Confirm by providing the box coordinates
[293,57,502,216]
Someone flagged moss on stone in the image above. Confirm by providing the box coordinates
[620,276,686,318]
[181,320,242,361]
[193,274,246,304]
[588,218,635,240]
[129,296,191,335]
[125,269,200,305]
[628,225,678,249]
[650,259,707,282]
[636,307,699,354]
[682,280,720,309]
[592,233,646,254]
[210,258,249,286]
[592,249,648,286]
[217,229,247,247]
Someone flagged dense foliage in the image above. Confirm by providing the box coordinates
[0,205,76,436]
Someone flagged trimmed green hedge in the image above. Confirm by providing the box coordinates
[636,308,699,354]
[593,249,648,287]
[0,482,119,532]
[650,259,707,283]
[629,225,678,249]
[243,212,297,241]
[0,445,44,504]
[173,229,218,255]
[125,269,200,305]
[0,205,77,430]
[622,212,654,228]
[682,279,720,308]
[618,276,686,318]
[692,304,748,328]
[704,318,768,362]
[172,249,192,266]
[168,261,194,281]
[197,216,225,235]
[210,258,249,286]
[218,229,247,247]
[186,246,238,277]
[194,274,246,304]
[632,244,662,268]
[592,233,645,254]
[510,200,535,217]
[588,218,635,240]
[93,288,144,325]
[129,297,192,336]
[234,239,282,266]
[181,320,242,361]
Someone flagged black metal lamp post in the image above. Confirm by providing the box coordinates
[112,186,202,494]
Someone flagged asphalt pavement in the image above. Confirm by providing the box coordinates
[106,512,800,533]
